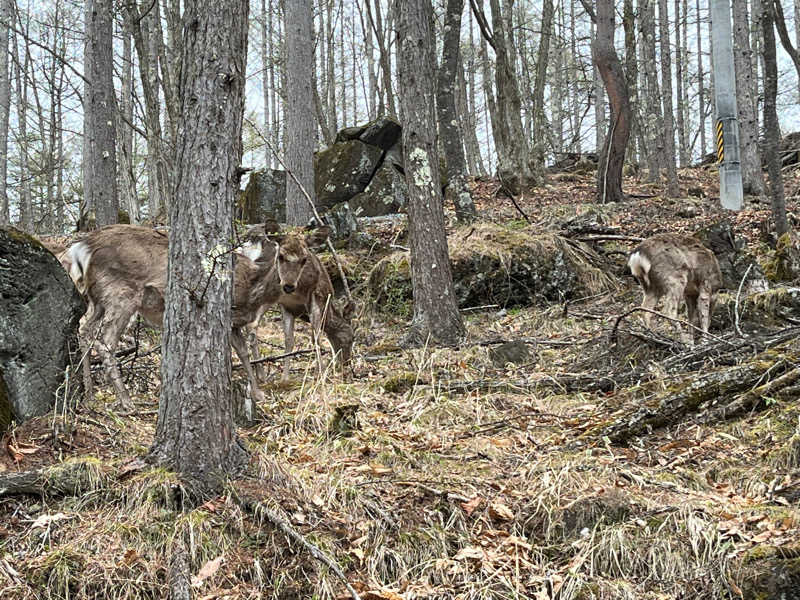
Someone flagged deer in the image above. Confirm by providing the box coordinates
[242,223,355,381]
[65,224,282,415]
[628,233,723,345]
[66,224,355,411]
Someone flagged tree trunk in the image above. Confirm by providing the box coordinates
[395,0,465,348]
[696,0,707,157]
[0,0,10,225]
[675,0,688,167]
[733,0,766,196]
[593,0,632,204]
[762,0,789,237]
[623,0,638,163]
[122,1,169,222]
[486,0,540,193]
[532,0,555,173]
[13,23,32,231]
[119,24,138,223]
[640,0,664,182]
[150,0,250,493]
[436,0,476,223]
[84,0,118,228]
[658,0,679,197]
[284,0,315,226]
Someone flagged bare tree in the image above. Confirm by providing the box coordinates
[284,0,315,225]
[0,0,10,225]
[658,0,679,196]
[762,0,789,237]
[436,0,476,223]
[733,0,766,195]
[149,0,250,492]
[394,0,465,348]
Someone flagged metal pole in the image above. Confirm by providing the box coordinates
[710,0,743,211]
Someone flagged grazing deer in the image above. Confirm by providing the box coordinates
[628,233,723,344]
[244,223,355,380]
[66,225,281,414]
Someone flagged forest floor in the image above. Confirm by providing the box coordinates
[3,166,800,599]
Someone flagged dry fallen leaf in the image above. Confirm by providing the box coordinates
[488,501,515,522]
[30,513,73,529]
[454,546,486,561]
[460,495,483,516]
[191,555,223,587]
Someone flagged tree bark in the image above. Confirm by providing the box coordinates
[733,0,766,195]
[762,0,789,237]
[84,0,118,228]
[284,0,315,226]
[532,0,555,173]
[395,0,465,348]
[436,0,476,223]
[149,0,250,493]
[639,0,664,182]
[0,0,10,225]
[591,0,631,204]
[658,0,679,196]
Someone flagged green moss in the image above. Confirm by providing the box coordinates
[382,371,419,394]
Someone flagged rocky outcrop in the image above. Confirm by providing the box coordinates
[242,117,410,234]
[0,228,85,427]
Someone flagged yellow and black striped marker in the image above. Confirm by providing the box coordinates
[716,120,724,164]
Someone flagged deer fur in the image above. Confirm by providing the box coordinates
[66,225,280,414]
[628,233,723,344]
[245,223,355,380]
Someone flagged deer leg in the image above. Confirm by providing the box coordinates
[281,307,295,381]
[247,327,266,382]
[231,327,263,421]
[685,293,700,344]
[640,292,658,329]
[309,299,325,376]
[696,287,714,336]
[95,305,136,410]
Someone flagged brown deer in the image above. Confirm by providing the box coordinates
[243,223,355,380]
[628,233,723,344]
[66,225,281,414]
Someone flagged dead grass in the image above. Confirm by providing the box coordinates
[4,169,800,599]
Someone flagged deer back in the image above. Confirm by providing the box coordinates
[632,233,722,297]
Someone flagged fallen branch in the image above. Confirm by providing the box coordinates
[0,460,108,499]
[252,501,361,600]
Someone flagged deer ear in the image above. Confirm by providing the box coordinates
[305,226,331,247]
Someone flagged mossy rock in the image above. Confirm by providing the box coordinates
[0,369,11,431]
[367,223,616,313]
[764,231,800,282]
[739,545,800,599]
[382,371,419,394]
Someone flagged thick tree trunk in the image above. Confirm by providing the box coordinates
[593,0,631,204]
[395,0,465,348]
[13,27,32,231]
[150,0,250,493]
[84,0,118,228]
[696,0,707,157]
[284,0,315,225]
[733,0,766,196]
[436,0,476,223]
[762,0,789,237]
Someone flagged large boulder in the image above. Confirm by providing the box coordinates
[314,140,383,210]
[0,228,85,426]
[358,116,402,150]
[349,161,407,217]
[239,169,287,223]
[696,220,768,293]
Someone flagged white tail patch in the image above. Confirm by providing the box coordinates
[66,241,91,292]
[627,250,651,288]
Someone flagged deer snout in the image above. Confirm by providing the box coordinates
[282,283,295,294]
